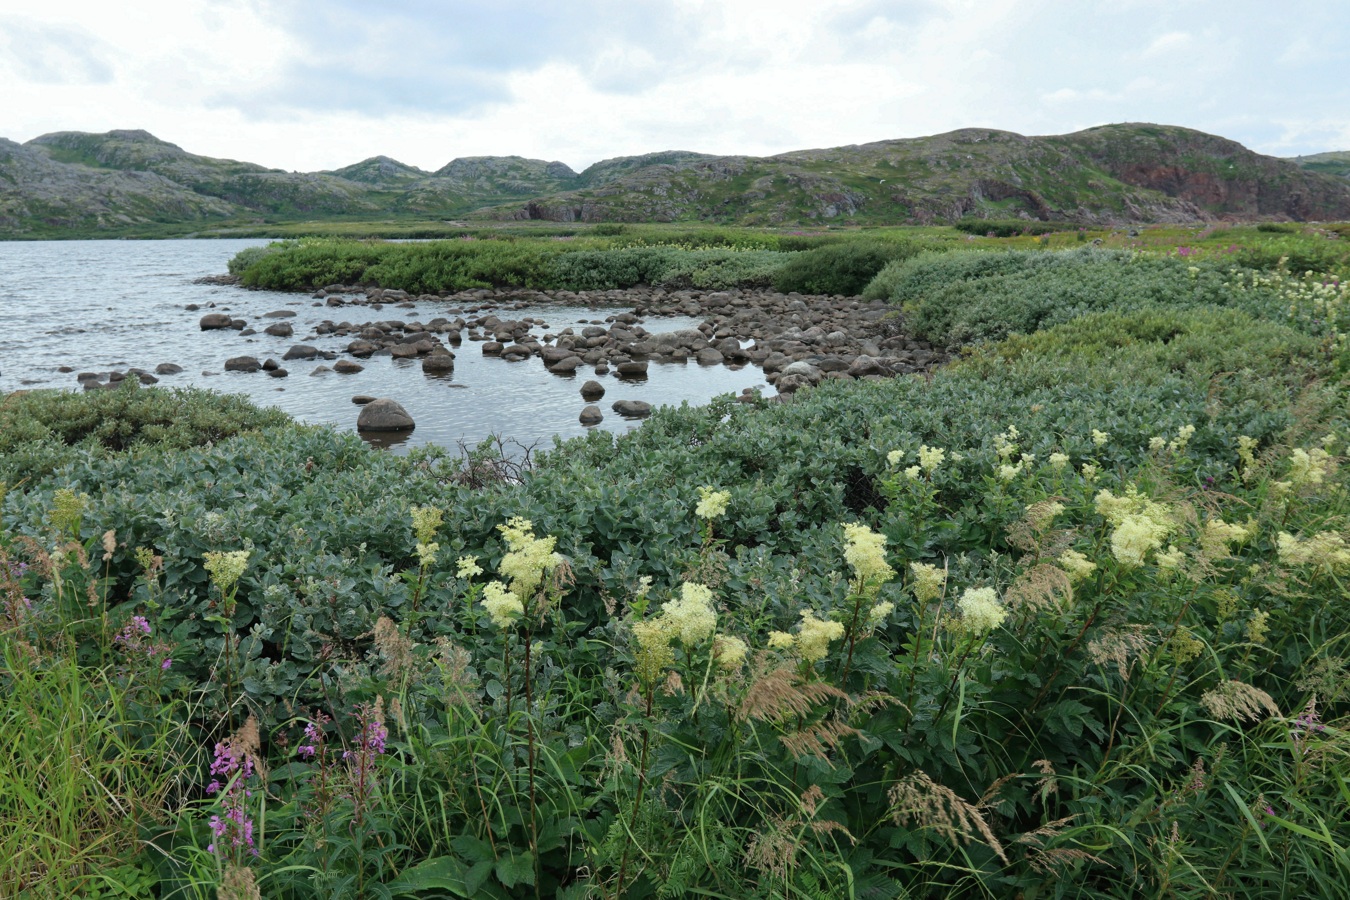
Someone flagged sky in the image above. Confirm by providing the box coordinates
[1,0,1347,174]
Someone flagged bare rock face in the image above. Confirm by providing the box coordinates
[356,398,415,431]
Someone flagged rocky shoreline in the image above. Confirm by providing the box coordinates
[74,281,951,431]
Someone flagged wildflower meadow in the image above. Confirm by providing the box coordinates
[2,226,1349,898]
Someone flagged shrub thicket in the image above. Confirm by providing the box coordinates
[770,238,924,296]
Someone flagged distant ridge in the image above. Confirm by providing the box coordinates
[3,124,1349,236]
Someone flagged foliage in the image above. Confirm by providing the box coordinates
[5,248,1350,896]
[952,219,1079,238]
[770,238,923,296]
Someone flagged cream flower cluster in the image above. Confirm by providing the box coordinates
[918,445,946,474]
[204,550,250,592]
[1095,487,1175,566]
[1058,549,1096,583]
[910,562,946,604]
[695,486,731,521]
[496,517,561,600]
[842,522,895,589]
[795,611,846,663]
[957,587,1007,634]
[1199,519,1254,561]
[410,505,443,544]
[1277,531,1350,573]
[661,582,719,645]
[482,581,524,628]
[456,556,483,579]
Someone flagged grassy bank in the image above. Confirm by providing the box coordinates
[3,241,1350,897]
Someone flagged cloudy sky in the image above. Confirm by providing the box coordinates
[1,0,1346,173]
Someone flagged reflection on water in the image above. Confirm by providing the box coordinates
[0,240,774,452]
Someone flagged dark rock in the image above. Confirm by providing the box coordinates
[580,379,605,401]
[615,359,648,377]
[390,344,419,359]
[58,365,74,373]
[579,405,603,425]
[224,356,261,372]
[263,358,279,371]
[481,341,504,355]
[611,399,653,418]
[230,320,246,331]
[310,365,332,376]
[263,310,297,318]
[422,354,455,374]
[282,344,319,361]
[352,394,376,405]
[200,313,232,330]
[264,323,294,337]
[266,367,289,378]
[357,398,415,432]
[695,348,724,365]
[154,363,184,375]
[548,355,584,374]
[334,359,364,374]
[346,340,377,357]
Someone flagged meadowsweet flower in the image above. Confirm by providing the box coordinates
[1287,447,1331,487]
[49,488,89,537]
[918,445,946,474]
[1199,519,1253,561]
[997,463,1022,481]
[712,634,748,670]
[887,449,905,467]
[994,427,1019,460]
[1149,436,1166,452]
[410,505,443,544]
[1237,435,1258,481]
[632,618,675,684]
[1058,549,1096,583]
[1091,429,1110,447]
[1111,514,1171,566]
[957,587,1007,634]
[910,562,946,603]
[905,465,923,480]
[661,582,717,645]
[204,550,250,593]
[1246,609,1270,645]
[456,555,482,578]
[496,517,560,600]
[482,580,524,628]
[416,542,439,568]
[842,522,894,588]
[767,631,797,651]
[695,486,731,521]
[1168,424,1196,453]
[1080,463,1100,482]
[1155,545,1186,570]
[1049,452,1070,469]
[796,611,845,663]
[1277,531,1350,572]
[867,601,895,626]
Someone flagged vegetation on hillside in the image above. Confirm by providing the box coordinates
[3,228,1350,897]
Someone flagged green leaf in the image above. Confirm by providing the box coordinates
[387,856,474,897]
[494,850,536,889]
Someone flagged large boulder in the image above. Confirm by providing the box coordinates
[224,356,261,372]
[579,405,603,426]
[264,322,294,338]
[611,399,652,418]
[580,380,605,401]
[357,398,415,432]
[422,353,455,374]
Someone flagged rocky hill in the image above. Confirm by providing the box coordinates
[3,125,1349,236]
[1293,150,1350,181]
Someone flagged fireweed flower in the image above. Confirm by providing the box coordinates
[910,562,947,604]
[206,741,257,856]
[842,522,895,589]
[456,555,482,579]
[203,550,250,594]
[661,582,717,646]
[957,587,1007,634]
[795,611,845,663]
[694,486,731,521]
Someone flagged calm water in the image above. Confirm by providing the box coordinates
[0,240,772,451]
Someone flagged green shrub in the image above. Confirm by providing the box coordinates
[772,238,922,296]
[952,218,1078,237]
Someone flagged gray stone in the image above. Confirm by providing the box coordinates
[580,379,605,401]
[266,367,289,378]
[547,355,584,373]
[264,323,294,337]
[334,359,364,374]
[611,399,653,418]
[579,404,603,425]
[224,356,261,372]
[310,365,332,376]
[200,313,232,330]
[282,344,319,361]
[154,363,183,375]
[422,354,455,374]
[615,359,648,377]
[263,309,297,318]
[390,344,419,359]
[695,348,724,365]
[352,395,376,405]
[357,398,415,431]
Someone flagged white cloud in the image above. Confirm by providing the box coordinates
[0,0,1346,172]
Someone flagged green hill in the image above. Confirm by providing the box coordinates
[3,124,1349,237]
[1292,150,1350,180]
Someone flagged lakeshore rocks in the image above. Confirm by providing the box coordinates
[155,363,184,375]
[357,397,415,432]
[421,353,455,374]
[611,399,652,418]
[352,394,376,404]
[282,344,319,361]
[224,355,261,372]
[333,359,364,374]
[200,313,233,330]
[580,380,605,401]
[579,405,603,425]
[264,322,294,337]
[263,309,297,318]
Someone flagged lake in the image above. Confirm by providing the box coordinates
[0,240,773,451]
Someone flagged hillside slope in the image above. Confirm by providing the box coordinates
[3,125,1349,236]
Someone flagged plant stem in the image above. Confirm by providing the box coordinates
[615,689,654,899]
[522,627,540,898]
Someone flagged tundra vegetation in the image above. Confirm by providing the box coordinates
[2,222,1349,898]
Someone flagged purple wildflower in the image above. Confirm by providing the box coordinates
[205,740,258,856]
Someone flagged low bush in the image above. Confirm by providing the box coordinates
[771,238,923,296]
